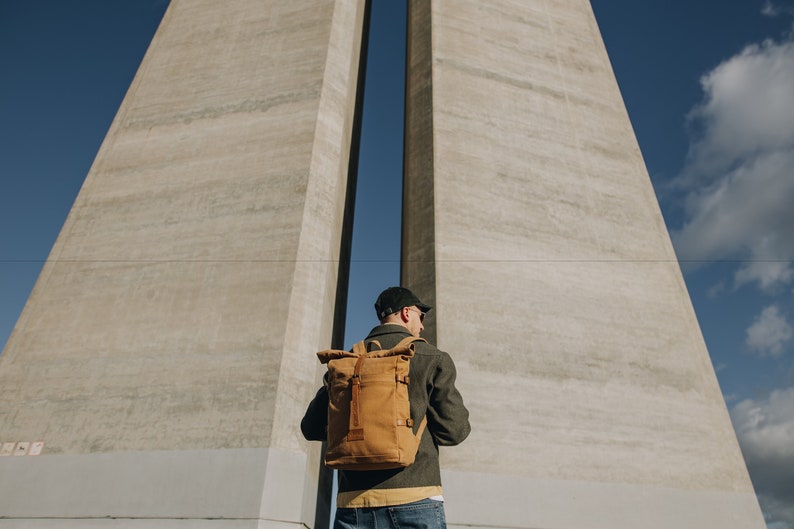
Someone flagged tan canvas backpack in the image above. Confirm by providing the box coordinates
[317,336,427,470]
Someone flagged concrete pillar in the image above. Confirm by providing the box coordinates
[403,1,766,528]
[0,0,366,527]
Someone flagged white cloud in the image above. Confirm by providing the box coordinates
[762,2,778,17]
[684,40,794,178]
[762,1,794,18]
[746,305,793,357]
[735,259,794,292]
[671,38,794,292]
[731,388,794,528]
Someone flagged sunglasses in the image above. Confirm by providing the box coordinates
[408,307,425,322]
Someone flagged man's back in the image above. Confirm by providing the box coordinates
[301,286,470,527]
[302,323,470,507]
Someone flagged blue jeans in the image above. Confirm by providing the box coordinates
[333,498,447,529]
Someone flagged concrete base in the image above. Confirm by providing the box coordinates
[0,522,292,529]
[443,469,765,529]
[0,448,316,528]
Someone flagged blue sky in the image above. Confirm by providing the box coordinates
[2,1,793,527]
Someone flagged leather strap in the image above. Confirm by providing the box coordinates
[397,415,427,438]
[351,354,366,428]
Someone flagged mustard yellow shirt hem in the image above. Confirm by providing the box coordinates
[337,486,443,508]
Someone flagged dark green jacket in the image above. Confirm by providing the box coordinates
[301,324,471,507]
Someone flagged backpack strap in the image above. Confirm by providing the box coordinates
[393,336,426,351]
[350,351,367,429]
[415,416,428,439]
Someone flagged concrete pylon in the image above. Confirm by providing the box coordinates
[0,0,366,527]
[403,1,766,528]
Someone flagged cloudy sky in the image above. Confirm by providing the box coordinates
[1,1,793,527]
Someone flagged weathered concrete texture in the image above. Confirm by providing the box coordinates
[404,1,765,527]
[0,0,365,526]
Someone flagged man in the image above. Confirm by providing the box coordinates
[301,286,471,529]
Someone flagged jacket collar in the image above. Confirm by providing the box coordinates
[365,324,413,341]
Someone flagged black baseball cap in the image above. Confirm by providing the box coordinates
[374,286,432,319]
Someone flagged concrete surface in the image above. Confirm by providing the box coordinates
[442,469,765,529]
[403,0,766,527]
[0,0,366,527]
